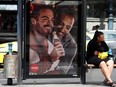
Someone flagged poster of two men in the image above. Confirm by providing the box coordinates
[25,0,82,77]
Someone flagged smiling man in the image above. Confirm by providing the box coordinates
[30,5,54,36]
[29,5,65,74]
[52,7,77,74]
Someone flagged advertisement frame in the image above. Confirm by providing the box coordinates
[24,0,85,79]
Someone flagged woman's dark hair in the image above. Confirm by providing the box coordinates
[93,30,104,40]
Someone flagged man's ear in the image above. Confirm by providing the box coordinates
[31,18,36,25]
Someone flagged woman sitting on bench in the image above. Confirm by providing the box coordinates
[86,30,116,87]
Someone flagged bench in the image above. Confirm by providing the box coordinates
[84,63,116,69]
[81,63,116,84]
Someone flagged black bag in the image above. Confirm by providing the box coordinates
[114,57,116,64]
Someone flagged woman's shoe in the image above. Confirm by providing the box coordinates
[103,81,116,87]
[108,82,116,87]
[103,80,109,86]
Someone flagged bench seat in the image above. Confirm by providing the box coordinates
[84,64,116,68]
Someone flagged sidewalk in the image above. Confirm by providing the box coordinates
[0,68,116,87]
[0,83,109,87]
[0,79,110,87]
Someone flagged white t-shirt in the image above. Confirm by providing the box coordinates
[30,40,60,72]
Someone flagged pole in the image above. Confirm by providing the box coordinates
[7,43,13,85]
[108,14,114,30]
[108,0,114,30]
[80,0,86,84]
[17,0,23,85]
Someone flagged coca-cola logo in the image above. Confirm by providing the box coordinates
[30,64,39,73]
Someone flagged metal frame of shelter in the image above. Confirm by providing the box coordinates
[17,0,86,85]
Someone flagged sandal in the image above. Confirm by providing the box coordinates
[103,81,116,87]
[103,80,109,86]
[108,82,116,87]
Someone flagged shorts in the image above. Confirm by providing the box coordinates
[87,56,114,67]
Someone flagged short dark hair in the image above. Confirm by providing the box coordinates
[31,4,54,19]
[57,7,77,21]
[55,7,77,26]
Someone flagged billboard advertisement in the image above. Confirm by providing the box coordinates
[25,0,82,78]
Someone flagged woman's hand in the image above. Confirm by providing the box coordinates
[94,51,99,56]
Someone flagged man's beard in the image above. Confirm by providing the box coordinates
[35,24,52,37]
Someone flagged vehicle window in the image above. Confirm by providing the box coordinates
[0,1,17,65]
[105,34,116,41]
[88,31,116,41]
[86,36,90,40]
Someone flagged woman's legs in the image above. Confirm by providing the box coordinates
[88,56,115,86]
[106,60,114,78]
[99,61,113,83]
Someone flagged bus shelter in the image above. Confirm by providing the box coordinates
[0,0,87,85]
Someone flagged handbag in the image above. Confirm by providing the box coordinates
[98,52,108,59]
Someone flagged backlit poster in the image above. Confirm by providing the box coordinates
[25,0,82,78]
